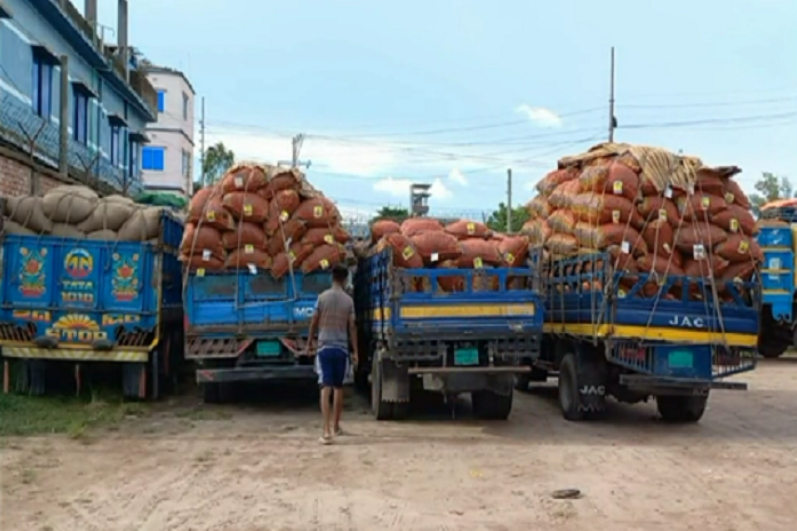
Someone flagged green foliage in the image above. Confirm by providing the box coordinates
[750,172,795,217]
[485,203,529,233]
[197,142,236,189]
[372,205,410,222]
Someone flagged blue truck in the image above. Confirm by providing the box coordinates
[184,269,332,402]
[353,247,544,420]
[535,252,759,423]
[0,211,184,399]
[754,208,797,358]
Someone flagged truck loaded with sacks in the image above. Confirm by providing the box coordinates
[352,217,543,421]
[181,163,355,402]
[0,185,184,399]
[521,142,760,423]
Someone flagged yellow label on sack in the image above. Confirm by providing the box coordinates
[506,252,515,264]
[612,181,623,195]
[738,240,749,253]
[280,211,289,222]
[467,222,476,234]
[658,208,667,221]
[243,204,253,216]
[323,234,334,244]
[474,257,484,269]
[313,205,324,218]
[724,192,734,204]
[612,210,620,224]
[402,247,414,260]
[244,244,254,254]
[288,251,296,261]
[319,259,330,270]
[196,268,205,277]
[701,196,710,210]
[206,211,216,222]
[729,219,739,233]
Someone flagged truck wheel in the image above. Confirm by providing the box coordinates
[558,353,606,421]
[656,395,708,423]
[758,340,788,359]
[202,382,220,404]
[371,355,394,420]
[472,389,513,420]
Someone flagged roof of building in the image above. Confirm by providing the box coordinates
[141,64,196,95]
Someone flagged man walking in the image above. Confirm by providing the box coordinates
[308,264,358,444]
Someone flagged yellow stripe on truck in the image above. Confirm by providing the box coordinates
[371,303,535,320]
[2,348,149,362]
[543,323,757,347]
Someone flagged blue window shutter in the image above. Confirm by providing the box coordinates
[157,91,165,112]
[155,147,165,170]
[142,147,152,170]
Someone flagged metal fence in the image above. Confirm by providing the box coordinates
[0,91,143,196]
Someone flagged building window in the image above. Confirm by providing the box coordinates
[31,53,54,120]
[129,140,140,177]
[110,125,122,165]
[182,149,191,178]
[72,90,89,144]
[182,93,189,120]
[142,146,165,171]
[157,90,165,113]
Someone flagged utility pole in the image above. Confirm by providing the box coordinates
[279,134,311,169]
[608,46,616,142]
[199,96,205,187]
[506,168,513,233]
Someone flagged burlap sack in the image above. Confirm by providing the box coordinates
[498,235,530,267]
[221,222,268,251]
[411,231,461,265]
[573,222,647,255]
[376,233,423,268]
[181,223,225,258]
[1,218,36,236]
[400,218,443,237]
[444,220,492,240]
[118,207,163,242]
[266,219,308,256]
[180,253,225,271]
[302,226,350,247]
[456,238,502,268]
[78,195,137,232]
[225,248,272,270]
[371,220,401,243]
[51,223,86,239]
[87,229,119,241]
[41,185,99,224]
[301,244,347,274]
[5,196,53,234]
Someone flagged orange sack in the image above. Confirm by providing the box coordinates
[723,179,751,209]
[266,219,307,256]
[579,161,640,202]
[498,235,530,267]
[642,219,675,257]
[548,209,577,234]
[527,196,551,219]
[225,248,272,270]
[411,231,461,264]
[181,254,225,271]
[637,196,680,225]
[302,226,350,246]
[573,222,647,255]
[222,191,270,223]
[692,168,727,195]
[292,198,340,229]
[674,222,728,255]
[377,233,424,268]
[637,254,685,277]
[264,190,302,234]
[676,192,727,222]
[570,193,641,227]
[535,168,578,196]
[260,167,302,200]
[444,220,492,240]
[301,244,347,274]
[371,219,401,243]
[401,218,443,237]
[181,223,224,258]
[456,238,502,268]
[548,180,581,209]
[712,204,756,236]
[546,233,579,255]
[219,164,270,194]
[522,219,551,246]
[714,234,763,263]
[188,188,235,231]
[221,221,268,251]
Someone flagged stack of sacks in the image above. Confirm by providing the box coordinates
[368,217,531,293]
[180,163,351,277]
[522,142,761,300]
[2,185,168,242]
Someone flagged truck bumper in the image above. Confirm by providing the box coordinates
[619,374,747,394]
[196,365,318,384]
[1,346,149,362]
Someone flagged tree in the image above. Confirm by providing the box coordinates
[485,203,529,233]
[194,142,235,190]
[372,205,409,222]
[750,172,795,217]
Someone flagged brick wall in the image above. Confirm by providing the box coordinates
[0,152,63,197]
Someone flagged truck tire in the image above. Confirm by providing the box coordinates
[202,382,220,404]
[758,340,788,359]
[472,389,513,420]
[656,395,708,423]
[371,355,394,420]
[557,352,606,421]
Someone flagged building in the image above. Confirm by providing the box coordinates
[140,64,195,199]
[0,0,156,197]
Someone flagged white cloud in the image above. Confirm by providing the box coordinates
[372,176,453,201]
[515,105,562,128]
[448,168,468,186]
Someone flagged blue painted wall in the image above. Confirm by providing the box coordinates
[0,0,151,193]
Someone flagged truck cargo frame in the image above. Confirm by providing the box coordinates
[0,211,184,399]
[537,252,760,423]
[354,248,544,421]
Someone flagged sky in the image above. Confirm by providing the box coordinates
[94,0,797,220]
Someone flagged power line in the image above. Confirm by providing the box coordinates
[620,110,797,130]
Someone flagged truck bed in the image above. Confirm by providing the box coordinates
[0,213,182,362]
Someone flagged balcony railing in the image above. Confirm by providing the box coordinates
[0,92,144,196]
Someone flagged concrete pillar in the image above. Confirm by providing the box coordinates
[117,0,129,81]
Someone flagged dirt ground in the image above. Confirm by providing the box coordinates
[2,361,797,531]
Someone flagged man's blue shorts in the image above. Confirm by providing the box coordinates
[316,346,348,388]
